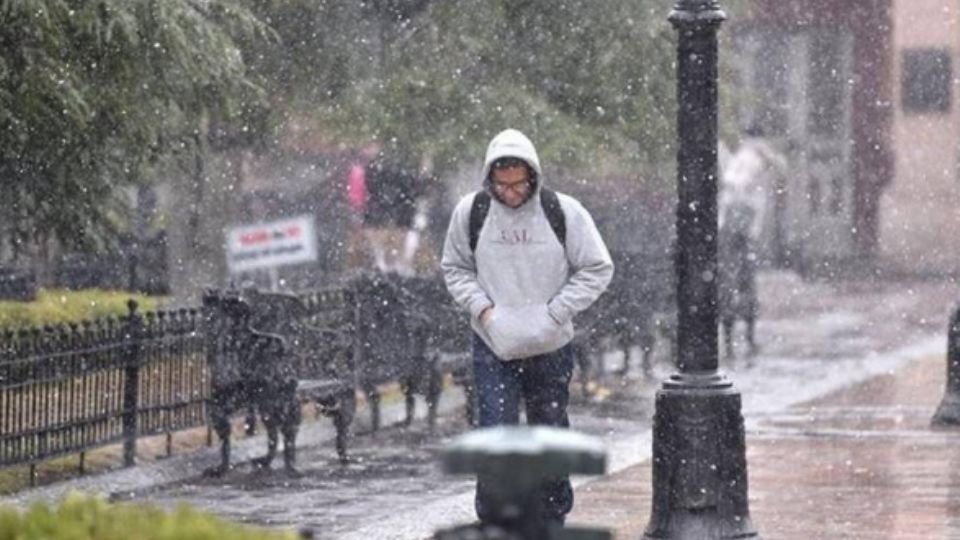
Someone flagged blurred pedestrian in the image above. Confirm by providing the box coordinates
[718,209,759,359]
[719,124,787,242]
[346,158,369,220]
[343,147,373,272]
[718,124,786,359]
[397,155,437,276]
[363,148,419,274]
[441,128,613,526]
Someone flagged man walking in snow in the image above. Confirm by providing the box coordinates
[441,128,613,526]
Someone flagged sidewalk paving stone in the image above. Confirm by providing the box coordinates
[570,335,960,539]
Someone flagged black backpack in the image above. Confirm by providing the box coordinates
[468,188,566,252]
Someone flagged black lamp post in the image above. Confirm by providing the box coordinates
[642,1,759,538]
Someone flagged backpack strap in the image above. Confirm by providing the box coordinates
[469,191,491,253]
[468,188,566,252]
[539,187,566,249]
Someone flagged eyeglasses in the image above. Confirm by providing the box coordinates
[492,179,532,195]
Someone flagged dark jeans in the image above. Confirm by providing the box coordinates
[472,334,575,523]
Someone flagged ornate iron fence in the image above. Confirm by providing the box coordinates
[0,277,463,483]
[3,272,651,485]
[134,308,208,441]
[0,301,207,482]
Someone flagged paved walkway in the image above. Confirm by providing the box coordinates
[570,309,960,539]
[4,271,958,540]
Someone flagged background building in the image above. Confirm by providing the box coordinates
[883,0,960,276]
[732,0,960,276]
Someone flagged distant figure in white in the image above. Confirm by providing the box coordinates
[718,125,787,359]
[399,198,430,277]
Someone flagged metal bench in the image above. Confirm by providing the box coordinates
[351,273,440,431]
[203,286,356,476]
[401,275,474,426]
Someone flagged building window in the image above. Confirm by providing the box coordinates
[901,48,952,113]
[808,32,846,136]
[753,35,790,137]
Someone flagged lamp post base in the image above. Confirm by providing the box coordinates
[642,374,760,540]
[931,307,960,427]
[932,391,960,427]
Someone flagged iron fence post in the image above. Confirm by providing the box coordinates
[122,299,142,467]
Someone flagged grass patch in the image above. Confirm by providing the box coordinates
[0,424,230,496]
[0,289,165,328]
[0,445,125,496]
[0,492,299,539]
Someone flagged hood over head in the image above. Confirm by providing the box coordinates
[481,129,543,189]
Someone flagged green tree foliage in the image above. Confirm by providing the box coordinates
[1,0,747,251]
[261,0,681,181]
[0,0,271,249]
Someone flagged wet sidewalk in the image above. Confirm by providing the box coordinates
[3,271,957,540]
[570,330,960,539]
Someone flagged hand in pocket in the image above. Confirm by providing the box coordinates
[485,305,563,360]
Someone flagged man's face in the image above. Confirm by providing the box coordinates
[491,161,532,209]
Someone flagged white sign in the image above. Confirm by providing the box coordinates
[225,215,318,273]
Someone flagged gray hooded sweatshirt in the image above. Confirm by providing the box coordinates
[441,129,614,360]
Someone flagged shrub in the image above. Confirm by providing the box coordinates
[0,289,164,329]
[0,493,299,540]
